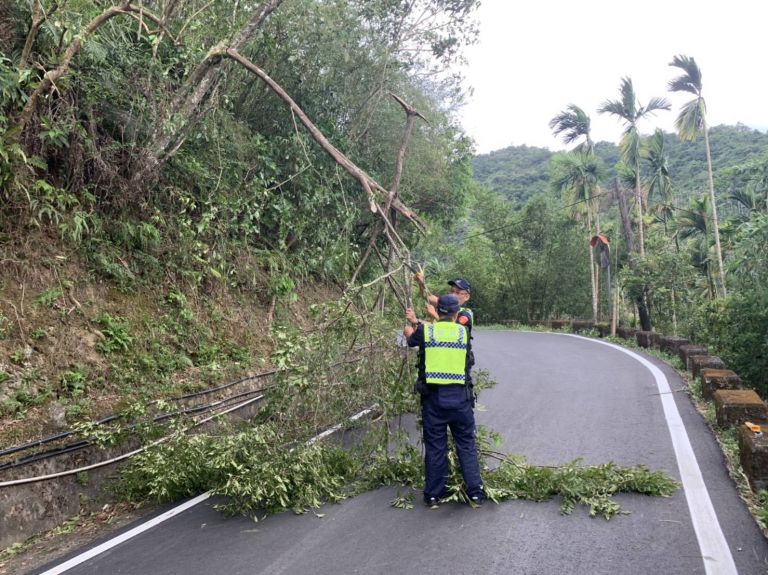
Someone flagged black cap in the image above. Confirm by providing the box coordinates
[437,294,461,315]
[448,278,471,292]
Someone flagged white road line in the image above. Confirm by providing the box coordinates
[38,492,212,575]
[40,406,377,575]
[567,334,737,575]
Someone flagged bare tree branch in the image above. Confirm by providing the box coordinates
[224,48,426,235]
[349,93,426,300]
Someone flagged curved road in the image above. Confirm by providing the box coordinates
[35,332,768,574]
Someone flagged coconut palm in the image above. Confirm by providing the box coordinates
[668,54,726,297]
[550,152,605,320]
[598,77,670,257]
[549,104,594,155]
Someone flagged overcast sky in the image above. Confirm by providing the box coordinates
[459,0,768,154]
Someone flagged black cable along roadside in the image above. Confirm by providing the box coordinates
[0,369,280,461]
[0,346,374,476]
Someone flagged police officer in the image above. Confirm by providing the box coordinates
[414,274,477,402]
[404,294,484,508]
[414,274,474,334]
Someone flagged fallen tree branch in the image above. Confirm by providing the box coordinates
[348,94,427,295]
[224,48,425,234]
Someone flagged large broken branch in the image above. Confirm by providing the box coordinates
[224,48,426,234]
[350,93,427,293]
[387,92,427,213]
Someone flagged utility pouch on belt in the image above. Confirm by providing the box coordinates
[414,379,428,396]
[465,374,476,407]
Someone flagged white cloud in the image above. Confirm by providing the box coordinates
[459,0,768,153]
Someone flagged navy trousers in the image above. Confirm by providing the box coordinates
[421,385,483,501]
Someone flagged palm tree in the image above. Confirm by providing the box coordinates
[642,129,681,331]
[642,129,674,224]
[598,77,670,257]
[550,105,605,319]
[728,187,768,222]
[550,152,605,321]
[668,54,726,297]
[549,104,594,155]
[673,195,716,299]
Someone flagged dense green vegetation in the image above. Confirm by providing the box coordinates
[0,0,479,428]
[457,122,768,396]
[472,145,552,206]
[473,124,768,209]
[0,1,765,534]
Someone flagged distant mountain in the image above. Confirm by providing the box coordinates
[471,145,553,207]
[473,124,768,207]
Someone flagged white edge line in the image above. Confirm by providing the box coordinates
[562,333,737,575]
[38,491,212,575]
[40,405,378,574]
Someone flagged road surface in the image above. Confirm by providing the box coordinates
[34,331,768,574]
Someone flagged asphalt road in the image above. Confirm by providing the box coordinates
[34,331,768,575]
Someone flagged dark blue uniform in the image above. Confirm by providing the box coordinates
[407,322,483,504]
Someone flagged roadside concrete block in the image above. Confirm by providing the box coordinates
[685,354,707,372]
[715,389,768,427]
[550,320,569,330]
[572,320,594,333]
[660,336,690,355]
[690,355,726,380]
[738,422,768,491]
[635,331,653,348]
[700,369,742,400]
[679,344,707,367]
[595,323,610,338]
[616,326,637,340]
[649,332,662,348]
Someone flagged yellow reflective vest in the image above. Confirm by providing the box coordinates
[424,321,468,385]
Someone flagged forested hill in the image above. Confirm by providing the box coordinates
[473,124,768,207]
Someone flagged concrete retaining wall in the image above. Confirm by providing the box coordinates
[0,387,266,550]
